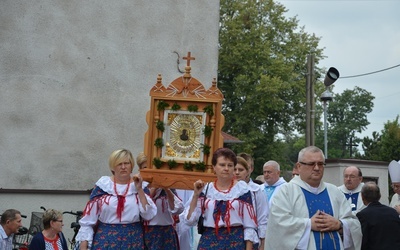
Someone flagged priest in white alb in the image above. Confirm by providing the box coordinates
[264,146,362,250]
[338,166,365,215]
[389,160,400,214]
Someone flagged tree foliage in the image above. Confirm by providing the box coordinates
[359,131,381,160]
[361,116,400,161]
[218,0,324,174]
[380,116,400,160]
[315,86,374,158]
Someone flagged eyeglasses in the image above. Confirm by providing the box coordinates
[53,220,63,223]
[391,184,400,190]
[299,162,326,167]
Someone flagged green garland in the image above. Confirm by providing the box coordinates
[201,144,211,155]
[171,103,181,111]
[187,105,198,112]
[167,159,178,169]
[157,100,170,111]
[203,125,213,137]
[154,138,164,148]
[195,161,206,171]
[153,157,162,169]
[156,120,165,132]
[183,161,193,171]
[203,104,214,116]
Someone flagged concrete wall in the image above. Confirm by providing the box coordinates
[0,0,220,191]
[324,159,390,205]
[1,3,219,246]
[0,192,90,247]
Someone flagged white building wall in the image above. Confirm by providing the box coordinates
[324,159,390,205]
[0,1,219,190]
[1,0,220,244]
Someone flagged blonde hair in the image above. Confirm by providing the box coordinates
[108,149,135,173]
[236,156,249,171]
[42,209,63,229]
[136,152,147,169]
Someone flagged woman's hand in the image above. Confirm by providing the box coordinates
[132,174,142,190]
[193,180,204,196]
[186,180,204,220]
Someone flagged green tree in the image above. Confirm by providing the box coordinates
[316,86,374,158]
[358,131,381,160]
[218,0,324,173]
[379,116,400,161]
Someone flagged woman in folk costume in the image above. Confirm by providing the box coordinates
[136,151,184,249]
[389,160,400,214]
[142,187,184,249]
[76,149,157,250]
[234,156,268,250]
[183,148,258,250]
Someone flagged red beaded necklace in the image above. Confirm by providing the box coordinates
[214,179,234,194]
[113,179,131,221]
[114,179,131,196]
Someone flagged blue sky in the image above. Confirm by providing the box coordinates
[277,0,400,152]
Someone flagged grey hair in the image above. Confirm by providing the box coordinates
[298,146,325,162]
[263,160,280,171]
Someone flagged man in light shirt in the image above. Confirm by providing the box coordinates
[0,209,23,250]
[263,160,286,207]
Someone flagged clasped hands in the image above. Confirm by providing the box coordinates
[311,210,341,232]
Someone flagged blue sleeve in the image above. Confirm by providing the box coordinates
[29,232,45,250]
[59,232,69,250]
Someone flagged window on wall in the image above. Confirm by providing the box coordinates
[363,176,378,184]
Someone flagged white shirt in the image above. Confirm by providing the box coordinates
[76,176,157,242]
[146,188,184,226]
[0,225,13,250]
[248,180,269,239]
[182,180,259,243]
[390,193,400,208]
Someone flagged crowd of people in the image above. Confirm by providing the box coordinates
[2,146,400,250]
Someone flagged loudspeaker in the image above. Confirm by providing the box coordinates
[324,67,340,87]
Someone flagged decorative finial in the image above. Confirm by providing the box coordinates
[183,52,195,67]
[157,74,162,83]
[212,78,217,87]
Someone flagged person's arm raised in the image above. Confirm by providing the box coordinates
[186,180,204,220]
[133,174,149,210]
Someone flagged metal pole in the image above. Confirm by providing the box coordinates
[306,55,313,146]
[306,56,310,146]
[323,101,328,159]
[309,55,315,146]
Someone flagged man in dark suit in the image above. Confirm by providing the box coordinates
[357,181,400,250]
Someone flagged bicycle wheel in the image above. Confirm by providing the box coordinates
[28,225,41,236]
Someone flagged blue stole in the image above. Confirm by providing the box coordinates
[301,188,341,250]
[344,192,359,211]
[264,185,276,201]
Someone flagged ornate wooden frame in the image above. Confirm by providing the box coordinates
[141,52,224,189]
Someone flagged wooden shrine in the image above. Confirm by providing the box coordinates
[140,52,224,189]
